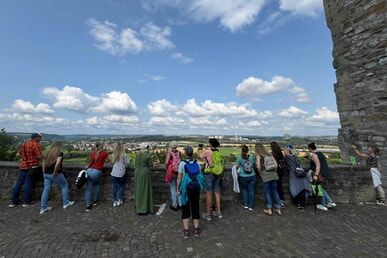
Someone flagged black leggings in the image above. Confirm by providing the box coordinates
[181,189,200,220]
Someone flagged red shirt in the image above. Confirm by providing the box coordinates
[89,151,109,171]
[18,140,42,169]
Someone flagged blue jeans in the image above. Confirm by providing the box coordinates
[85,168,102,206]
[11,169,32,204]
[168,176,182,207]
[112,176,125,202]
[263,180,281,209]
[204,173,220,193]
[321,188,333,206]
[239,175,256,208]
[41,173,70,210]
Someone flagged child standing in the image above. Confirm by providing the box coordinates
[111,143,130,207]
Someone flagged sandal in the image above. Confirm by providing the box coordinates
[273,209,282,216]
[263,208,272,216]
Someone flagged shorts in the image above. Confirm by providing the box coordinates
[204,173,220,193]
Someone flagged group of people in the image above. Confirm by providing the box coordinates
[9,134,385,238]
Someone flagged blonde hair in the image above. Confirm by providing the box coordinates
[113,142,125,163]
[255,143,270,157]
[93,142,102,162]
[44,141,63,167]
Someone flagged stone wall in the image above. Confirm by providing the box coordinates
[323,0,387,185]
[0,162,378,205]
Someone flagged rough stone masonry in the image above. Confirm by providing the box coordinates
[323,0,387,184]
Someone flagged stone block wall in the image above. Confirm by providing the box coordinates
[323,0,387,186]
[0,162,378,206]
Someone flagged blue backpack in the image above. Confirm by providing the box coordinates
[184,160,201,192]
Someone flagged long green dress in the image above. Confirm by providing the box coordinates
[134,151,154,214]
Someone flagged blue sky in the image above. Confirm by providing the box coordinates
[0,0,340,136]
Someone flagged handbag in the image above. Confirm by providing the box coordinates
[312,171,324,183]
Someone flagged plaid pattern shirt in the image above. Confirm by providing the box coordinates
[18,140,42,169]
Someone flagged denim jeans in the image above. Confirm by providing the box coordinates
[239,175,256,208]
[11,169,32,204]
[41,173,70,210]
[168,176,182,207]
[321,188,333,206]
[112,175,125,202]
[263,180,281,209]
[86,168,102,206]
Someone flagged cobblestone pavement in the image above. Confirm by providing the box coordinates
[0,199,386,258]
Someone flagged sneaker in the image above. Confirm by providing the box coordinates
[40,207,52,214]
[118,200,123,206]
[194,228,201,237]
[242,205,248,210]
[215,211,223,219]
[113,201,118,207]
[280,200,285,208]
[9,203,17,208]
[297,205,305,211]
[182,229,190,239]
[86,205,93,212]
[92,200,99,206]
[377,200,385,206]
[169,205,178,211]
[202,212,212,221]
[248,208,253,211]
[316,204,328,211]
[327,202,336,208]
[63,201,75,209]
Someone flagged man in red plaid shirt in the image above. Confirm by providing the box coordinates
[9,133,43,208]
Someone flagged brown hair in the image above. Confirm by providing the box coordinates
[255,143,270,157]
[241,145,249,160]
[44,141,63,167]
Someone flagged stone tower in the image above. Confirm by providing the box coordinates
[323,0,387,171]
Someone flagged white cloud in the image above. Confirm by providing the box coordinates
[149,116,185,126]
[139,74,167,83]
[277,106,308,118]
[183,99,260,118]
[42,86,99,113]
[140,22,175,50]
[92,91,138,114]
[171,52,194,63]
[307,107,339,123]
[148,99,178,116]
[279,0,323,17]
[288,86,312,103]
[11,99,54,114]
[188,0,266,32]
[87,19,174,56]
[236,75,294,98]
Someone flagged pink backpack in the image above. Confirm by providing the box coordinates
[165,150,181,182]
[169,150,181,172]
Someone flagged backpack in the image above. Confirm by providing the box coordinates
[242,155,253,174]
[295,167,306,178]
[75,170,87,190]
[184,160,201,192]
[204,150,224,175]
[170,150,181,172]
[264,155,277,172]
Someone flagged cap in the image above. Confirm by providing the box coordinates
[184,146,193,156]
[31,132,43,139]
[285,145,294,149]
[170,141,178,149]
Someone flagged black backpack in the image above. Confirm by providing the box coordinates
[75,170,87,190]
[184,160,201,192]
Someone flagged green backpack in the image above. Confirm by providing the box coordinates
[204,150,224,175]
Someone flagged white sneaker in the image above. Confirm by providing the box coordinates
[316,204,328,211]
[327,202,336,208]
[113,201,118,207]
[202,212,212,221]
[63,201,75,209]
[118,200,123,206]
[40,207,53,214]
